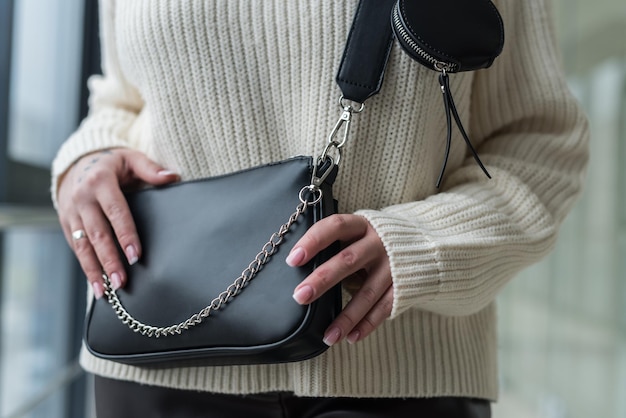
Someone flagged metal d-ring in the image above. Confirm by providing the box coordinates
[299,185,323,206]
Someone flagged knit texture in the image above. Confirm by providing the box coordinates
[53,0,588,400]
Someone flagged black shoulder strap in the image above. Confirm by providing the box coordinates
[336,0,397,103]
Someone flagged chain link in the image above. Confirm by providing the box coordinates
[101,201,309,338]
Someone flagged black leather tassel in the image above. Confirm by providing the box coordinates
[436,73,491,188]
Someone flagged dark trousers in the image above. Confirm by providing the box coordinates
[95,376,491,418]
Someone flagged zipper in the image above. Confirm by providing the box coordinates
[392,2,457,73]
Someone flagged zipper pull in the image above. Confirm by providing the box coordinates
[436,71,491,188]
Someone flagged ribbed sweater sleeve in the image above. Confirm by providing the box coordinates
[356,0,589,318]
[50,0,143,206]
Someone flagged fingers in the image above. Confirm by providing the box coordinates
[121,150,180,186]
[64,223,106,299]
[291,229,377,305]
[94,184,140,267]
[286,214,369,270]
[328,277,393,346]
[57,148,179,298]
[68,160,137,294]
[320,262,393,346]
[80,203,130,290]
[62,200,131,299]
[287,214,394,346]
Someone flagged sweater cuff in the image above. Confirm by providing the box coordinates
[355,209,441,318]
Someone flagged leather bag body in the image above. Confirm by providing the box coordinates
[84,157,342,367]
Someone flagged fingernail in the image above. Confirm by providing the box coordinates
[292,285,313,305]
[157,169,176,176]
[347,330,361,344]
[323,328,342,346]
[92,282,104,300]
[286,247,305,267]
[110,272,123,290]
[125,245,139,265]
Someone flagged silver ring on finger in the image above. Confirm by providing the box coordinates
[72,229,87,241]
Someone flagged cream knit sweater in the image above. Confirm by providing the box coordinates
[52,0,589,400]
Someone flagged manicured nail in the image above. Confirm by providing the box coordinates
[323,328,342,346]
[92,282,104,299]
[157,169,176,176]
[347,330,361,344]
[292,285,313,305]
[110,272,123,290]
[286,247,305,267]
[125,245,139,265]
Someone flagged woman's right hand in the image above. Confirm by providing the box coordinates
[56,148,180,299]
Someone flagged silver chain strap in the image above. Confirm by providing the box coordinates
[101,200,309,338]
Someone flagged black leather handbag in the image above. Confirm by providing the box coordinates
[85,157,342,366]
[84,0,504,367]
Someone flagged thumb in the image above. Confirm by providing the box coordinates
[122,151,180,186]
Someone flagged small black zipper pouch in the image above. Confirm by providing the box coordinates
[391,0,505,186]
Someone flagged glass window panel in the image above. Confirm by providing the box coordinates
[0,227,76,418]
[7,0,84,167]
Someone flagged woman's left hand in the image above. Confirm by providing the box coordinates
[286,214,393,346]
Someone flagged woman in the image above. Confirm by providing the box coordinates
[52,0,589,416]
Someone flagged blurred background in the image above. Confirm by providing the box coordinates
[0,0,624,417]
